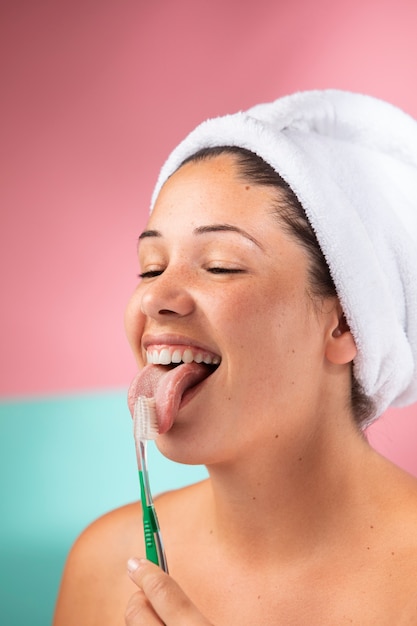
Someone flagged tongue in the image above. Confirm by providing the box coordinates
[128,362,212,434]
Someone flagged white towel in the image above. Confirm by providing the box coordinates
[150,90,417,422]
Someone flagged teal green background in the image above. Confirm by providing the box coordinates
[0,392,207,626]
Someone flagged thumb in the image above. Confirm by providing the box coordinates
[127,558,214,626]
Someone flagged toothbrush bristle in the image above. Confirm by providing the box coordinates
[134,396,159,440]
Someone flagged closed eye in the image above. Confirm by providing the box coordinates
[139,267,246,278]
[207,268,246,274]
[138,270,164,279]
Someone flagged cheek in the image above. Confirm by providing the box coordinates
[217,286,282,366]
[223,285,311,373]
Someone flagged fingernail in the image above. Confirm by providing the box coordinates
[127,557,141,573]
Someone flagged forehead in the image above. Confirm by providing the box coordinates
[149,155,279,229]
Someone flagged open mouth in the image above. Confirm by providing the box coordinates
[146,347,221,394]
[129,345,221,434]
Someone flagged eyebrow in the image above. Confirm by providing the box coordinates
[138,229,162,240]
[193,224,263,248]
[138,224,263,249]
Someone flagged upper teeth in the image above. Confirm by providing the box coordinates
[146,347,220,366]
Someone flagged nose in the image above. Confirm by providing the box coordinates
[140,269,196,319]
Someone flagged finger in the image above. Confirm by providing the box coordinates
[127,558,213,626]
[125,588,164,625]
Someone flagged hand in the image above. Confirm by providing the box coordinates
[125,558,215,625]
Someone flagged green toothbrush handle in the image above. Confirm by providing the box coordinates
[138,470,169,572]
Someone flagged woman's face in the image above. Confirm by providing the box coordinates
[125,155,341,464]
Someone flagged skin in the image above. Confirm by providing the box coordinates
[53,155,417,625]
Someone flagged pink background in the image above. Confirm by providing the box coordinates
[1,1,417,465]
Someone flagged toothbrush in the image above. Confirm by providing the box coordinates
[133,395,169,573]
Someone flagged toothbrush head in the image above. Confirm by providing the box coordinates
[134,396,159,441]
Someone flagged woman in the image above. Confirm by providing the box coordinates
[54,90,417,625]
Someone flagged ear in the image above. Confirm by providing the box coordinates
[325,305,357,365]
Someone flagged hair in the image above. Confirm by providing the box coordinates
[179,145,376,428]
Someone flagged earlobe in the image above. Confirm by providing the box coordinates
[326,311,357,365]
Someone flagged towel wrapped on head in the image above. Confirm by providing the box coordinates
[150,90,417,425]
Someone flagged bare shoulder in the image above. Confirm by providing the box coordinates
[52,481,208,625]
[61,500,144,573]
[53,501,142,625]
[368,455,417,617]
[370,454,417,555]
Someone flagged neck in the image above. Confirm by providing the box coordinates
[202,415,374,565]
